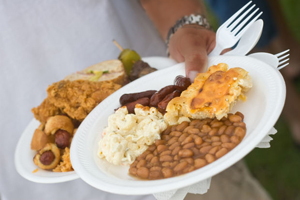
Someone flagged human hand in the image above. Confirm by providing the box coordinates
[168,24,216,82]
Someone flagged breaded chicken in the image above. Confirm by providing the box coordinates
[46,80,121,121]
[164,63,252,125]
[32,80,121,122]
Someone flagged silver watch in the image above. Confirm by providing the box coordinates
[165,14,210,48]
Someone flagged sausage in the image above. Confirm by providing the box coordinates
[149,85,177,107]
[39,150,55,165]
[119,90,157,106]
[157,90,181,114]
[125,97,150,114]
[174,76,191,91]
[55,129,70,149]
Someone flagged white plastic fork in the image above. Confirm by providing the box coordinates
[209,1,263,56]
[248,49,290,70]
[276,49,290,70]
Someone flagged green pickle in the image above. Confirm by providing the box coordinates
[118,49,141,75]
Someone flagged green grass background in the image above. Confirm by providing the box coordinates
[206,1,300,199]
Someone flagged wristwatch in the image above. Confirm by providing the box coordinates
[165,14,211,50]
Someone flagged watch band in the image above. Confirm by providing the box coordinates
[165,14,211,53]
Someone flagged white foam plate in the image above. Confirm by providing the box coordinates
[70,55,286,194]
[14,56,176,183]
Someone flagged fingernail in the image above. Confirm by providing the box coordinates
[188,71,199,82]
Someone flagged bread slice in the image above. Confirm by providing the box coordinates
[64,59,127,85]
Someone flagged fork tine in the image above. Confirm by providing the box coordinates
[235,11,263,38]
[275,49,290,57]
[278,53,289,61]
[278,62,289,70]
[222,1,253,27]
[279,58,289,65]
[228,4,256,31]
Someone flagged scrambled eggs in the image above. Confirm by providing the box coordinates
[97,104,168,165]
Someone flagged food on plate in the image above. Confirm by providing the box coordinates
[129,112,246,180]
[164,63,252,125]
[32,80,121,122]
[31,125,54,151]
[97,105,168,165]
[129,60,157,81]
[64,59,127,85]
[33,143,61,170]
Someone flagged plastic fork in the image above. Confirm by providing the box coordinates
[276,49,290,70]
[209,1,263,56]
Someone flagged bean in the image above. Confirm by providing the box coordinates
[137,167,149,179]
[153,150,158,156]
[169,142,180,150]
[162,162,170,167]
[201,125,212,133]
[190,119,201,126]
[178,149,194,157]
[174,161,188,172]
[181,158,194,164]
[194,159,207,168]
[170,131,182,137]
[183,142,195,149]
[215,148,228,158]
[225,126,235,135]
[171,146,181,155]
[222,143,236,149]
[234,127,246,139]
[220,134,230,143]
[129,167,137,175]
[208,128,218,136]
[137,150,151,160]
[162,168,173,178]
[211,142,222,146]
[191,147,200,156]
[160,155,173,162]
[150,166,162,171]
[174,155,179,160]
[211,136,220,142]
[148,145,156,152]
[157,145,168,153]
[178,133,188,143]
[162,126,172,135]
[230,135,240,144]
[223,120,232,126]
[145,154,154,161]
[181,136,193,145]
[218,125,227,135]
[167,137,178,145]
[149,171,161,179]
[131,160,138,167]
[187,128,200,134]
[195,121,207,129]
[229,114,242,123]
[235,111,244,120]
[176,121,189,131]
[183,125,194,133]
[150,156,159,164]
[155,140,165,146]
[194,137,203,145]
[183,166,195,173]
[211,121,223,128]
[170,161,179,168]
[160,150,171,156]
[208,146,220,154]
[233,122,246,129]
[161,135,171,140]
[205,154,215,163]
[200,146,212,154]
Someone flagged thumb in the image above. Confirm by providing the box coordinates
[185,48,208,82]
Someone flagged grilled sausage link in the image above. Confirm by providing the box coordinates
[120,90,156,106]
[125,97,150,114]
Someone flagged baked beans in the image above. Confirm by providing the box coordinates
[129,112,246,180]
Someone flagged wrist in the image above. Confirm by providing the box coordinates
[165,14,211,54]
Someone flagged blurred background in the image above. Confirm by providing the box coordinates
[205,0,300,199]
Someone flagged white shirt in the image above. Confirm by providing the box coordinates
[0,0,166,199]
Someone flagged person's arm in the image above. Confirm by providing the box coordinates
[140,0,216,81]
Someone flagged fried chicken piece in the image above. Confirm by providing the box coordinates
[32,99,62,123]
[46,80,121,121]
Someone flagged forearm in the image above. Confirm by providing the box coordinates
[140,0,207,40]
